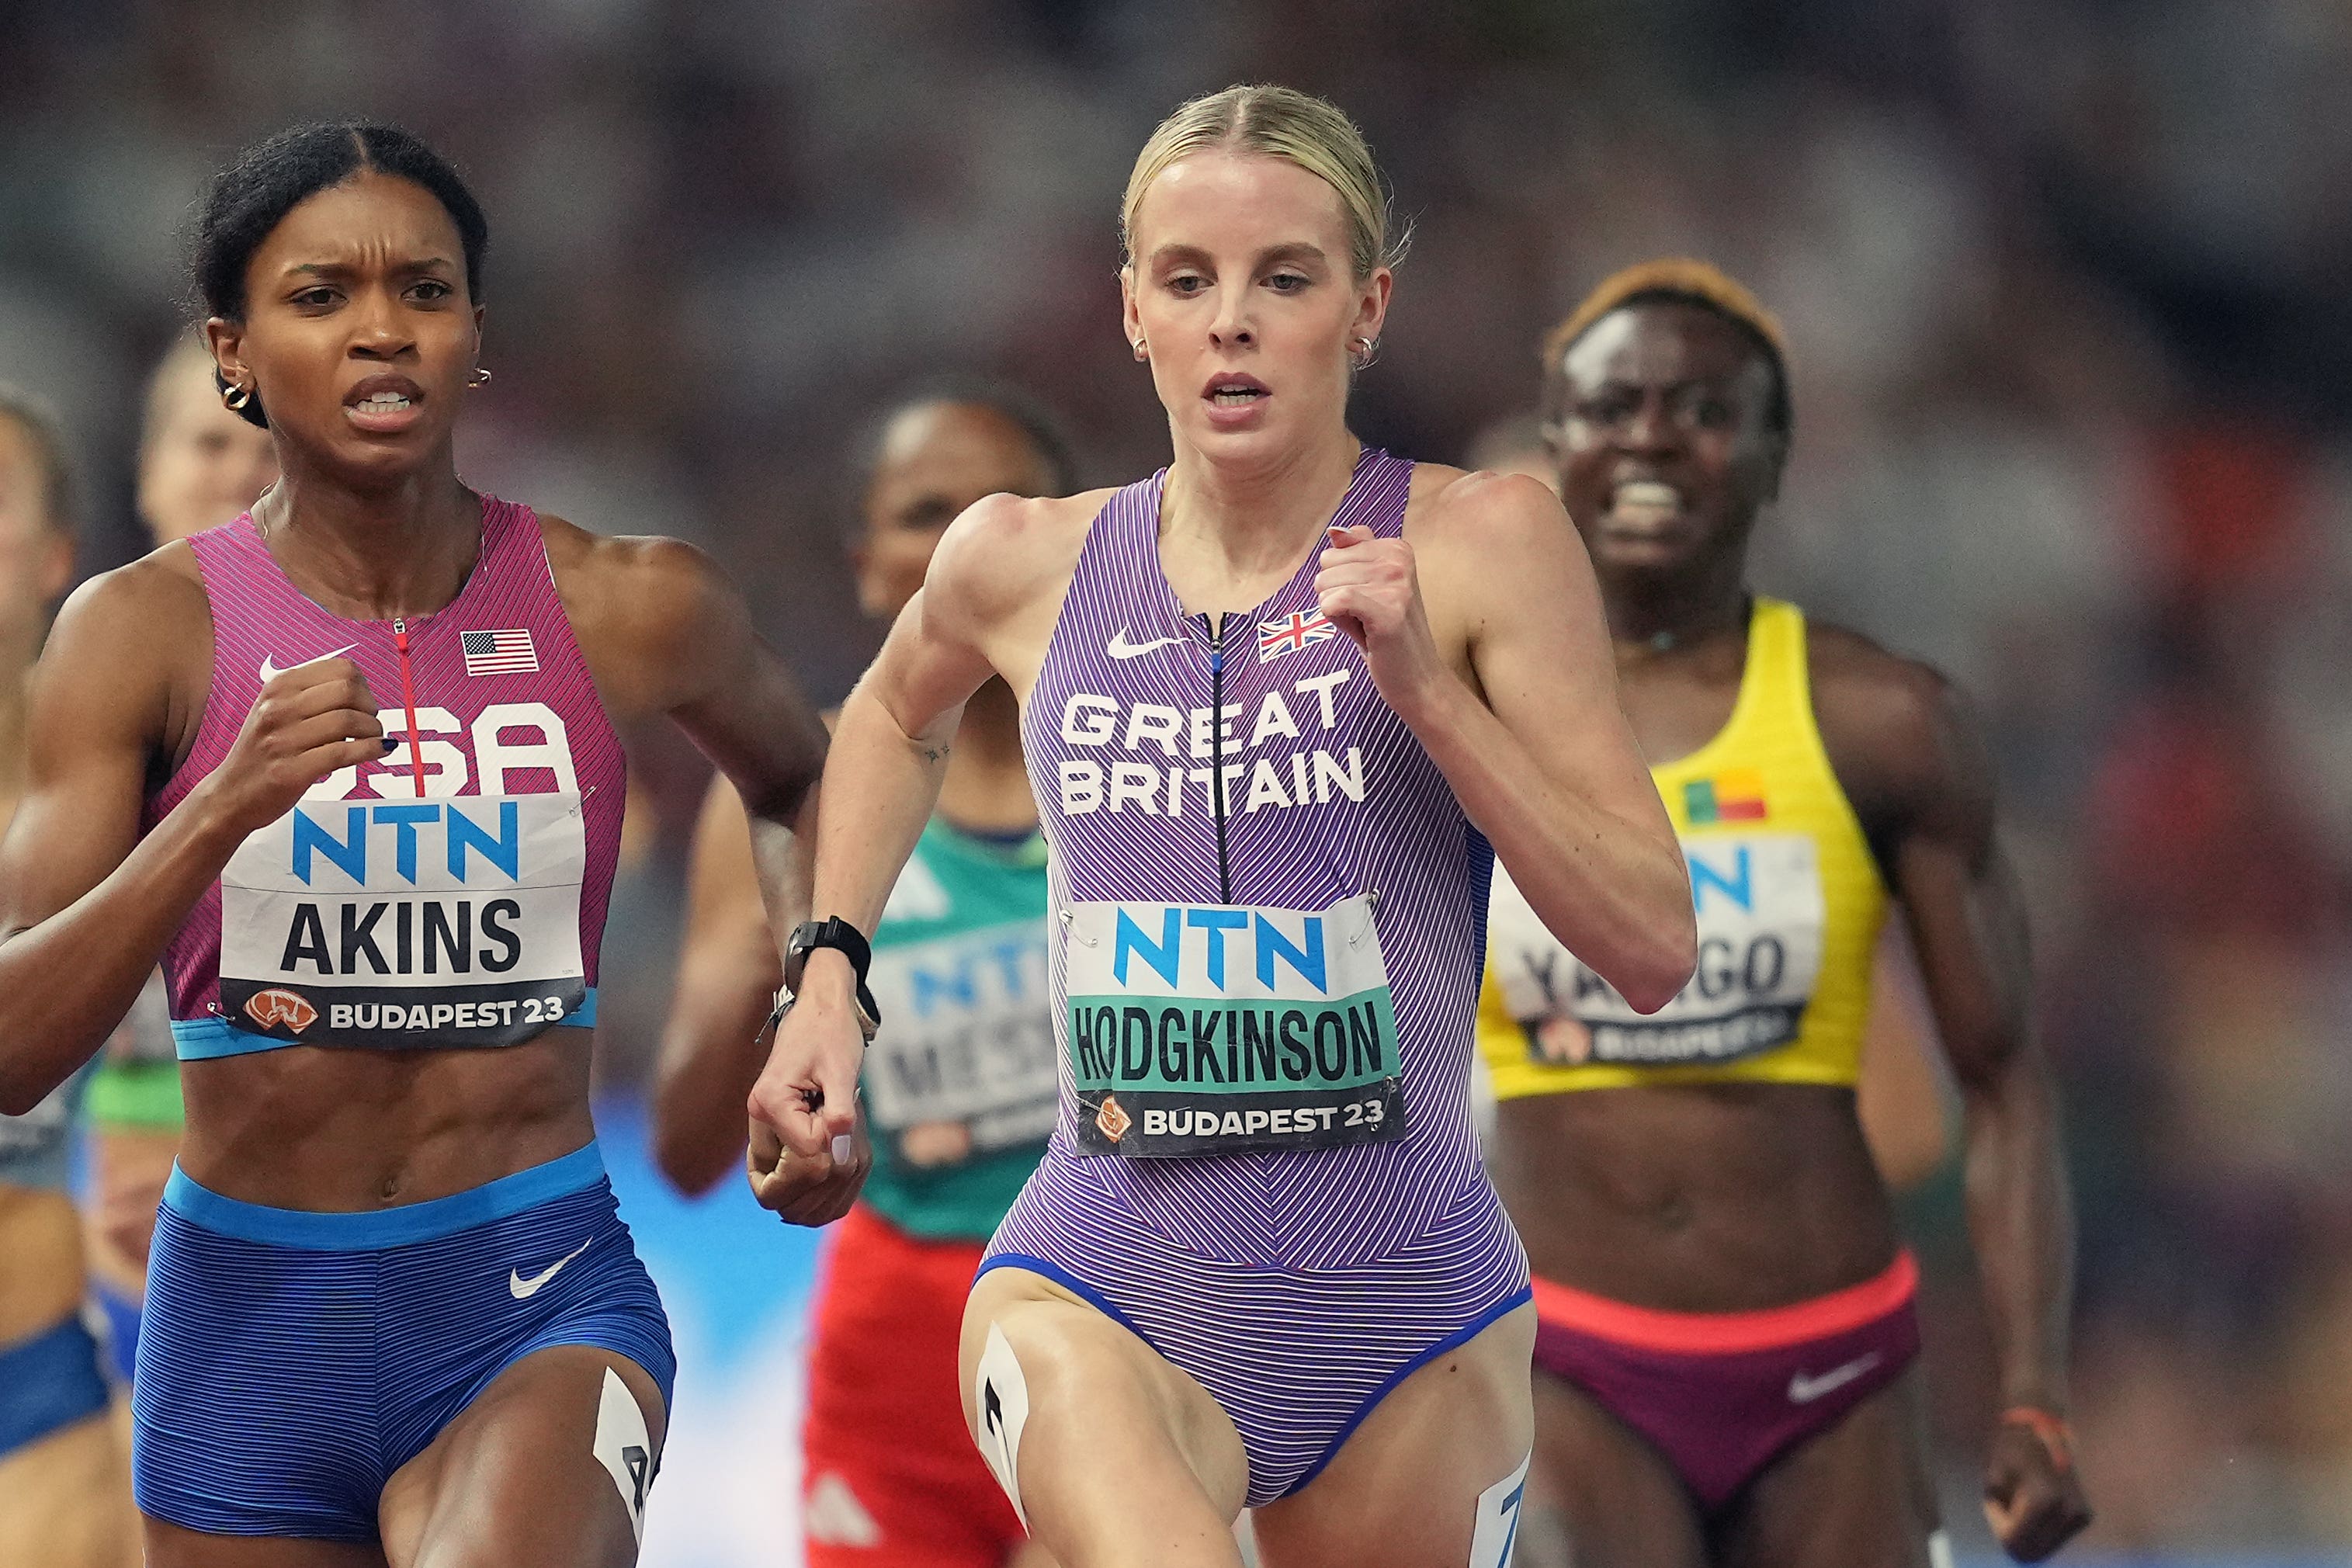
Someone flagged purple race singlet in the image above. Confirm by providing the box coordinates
[980,449,1530,1504]
[147,498,626,1060]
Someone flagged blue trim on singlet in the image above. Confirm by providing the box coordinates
[0,1317,110,1458]
[1282,1283,1532,1499]
[172,987,599,1060]
[161,1141,606,1250]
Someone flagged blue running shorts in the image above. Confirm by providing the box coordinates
[0,1316,111,1459]
[133,1142,673,1541]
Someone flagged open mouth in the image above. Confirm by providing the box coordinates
[344,375,426,428]
[1609,479,1684,526]
[1204,374,1269,410]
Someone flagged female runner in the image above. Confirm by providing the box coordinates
[0,123,825,1566]
[82,335,283,1390]
[750,85,1695,1568]
[655,384,1072,1568]
[1480,260,2092,1566]
[0,387,137,1568]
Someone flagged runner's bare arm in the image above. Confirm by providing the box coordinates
[1843,659,2089,1561]
[545,519,827,965]
[0,564,387,1112]
[746,491,1081,1186]
[651,775,781,1195]
[1326,470,1692,1011]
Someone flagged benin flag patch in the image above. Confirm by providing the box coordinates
[1684,768,1767,824]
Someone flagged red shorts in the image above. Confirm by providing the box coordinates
[1531,1251,1920,1512]
[801,1204,1025,1568]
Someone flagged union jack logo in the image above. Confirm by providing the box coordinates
[1258,610,1337,664]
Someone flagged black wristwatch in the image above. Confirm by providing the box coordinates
[777,918,881,1039]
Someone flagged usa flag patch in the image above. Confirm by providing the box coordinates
[1258,610,1338,664]
[462,628,539,677]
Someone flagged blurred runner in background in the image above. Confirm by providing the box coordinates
[0,384,137,1568]
[655,383,1074,1568]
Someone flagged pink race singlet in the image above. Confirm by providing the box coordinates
[146,497,626,1060]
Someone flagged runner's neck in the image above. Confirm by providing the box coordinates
[249,467,481,623]
[1604,565,1750,664]
[1160,423,1363,587]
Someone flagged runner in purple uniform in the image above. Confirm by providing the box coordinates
[748,85,1695,1568]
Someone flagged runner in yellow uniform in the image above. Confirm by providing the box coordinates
[1480,260,2091,1566]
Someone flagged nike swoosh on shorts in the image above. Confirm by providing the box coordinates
[1787,1351,1882,1404]
[509,1237,595,1299]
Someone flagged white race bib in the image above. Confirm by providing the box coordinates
[1063,893,1403,1156]
[217,793,588,1047]
[862,922,1059,1160]
[1490,834,1824,1067]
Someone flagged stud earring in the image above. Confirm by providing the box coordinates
[1132,339,1149,362]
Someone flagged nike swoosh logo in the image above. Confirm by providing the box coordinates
[508,1237,593,1299]
[1107,630,1185,660]
[259,644,357,684]
[1788,1351,1882,1404]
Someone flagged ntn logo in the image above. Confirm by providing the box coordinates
[293,800,522,886]
[1111,906,1327,993]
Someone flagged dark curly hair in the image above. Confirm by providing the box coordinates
[193,123,489,429]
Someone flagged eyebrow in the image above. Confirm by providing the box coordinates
[282,255,458,279]
[1147,241,1331,270]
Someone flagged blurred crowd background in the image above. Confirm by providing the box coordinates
[5,0,2350,1558]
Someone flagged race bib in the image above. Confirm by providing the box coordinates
[217,793,588,1048]
[1490,834,1824,1067]
[862,921,1058,1165]
[1064,893,1403,1157]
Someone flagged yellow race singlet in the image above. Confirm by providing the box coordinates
[1480,598,1886,1094]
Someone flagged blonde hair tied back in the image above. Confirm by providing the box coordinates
[1122,85,1403,281]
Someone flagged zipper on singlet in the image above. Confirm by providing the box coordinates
[390,618,429,800]
[1205,612,1231,903]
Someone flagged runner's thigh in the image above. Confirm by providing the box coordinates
[144,1518,386,1568]
[376,1344,666,1568]
[1719,1369,1937,1568]
[1515,1369,1706,1568]
[960,1266,1248,1568]
[1249,1303,1536,1568]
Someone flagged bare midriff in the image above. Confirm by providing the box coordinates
[1490,1081,1900,1314]
[176,1025,595,1211]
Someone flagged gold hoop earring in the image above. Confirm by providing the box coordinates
[222,382,253,411]
[467,368,492,388]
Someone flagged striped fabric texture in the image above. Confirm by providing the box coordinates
[149,498,627,1055]
[134,1160,672,1541]
[990,449,1530,1503]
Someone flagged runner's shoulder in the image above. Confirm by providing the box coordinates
[1802,620,1990,824]
[928,488,1111,625]
[1406,462,1573,557]
[40,541,210,715]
